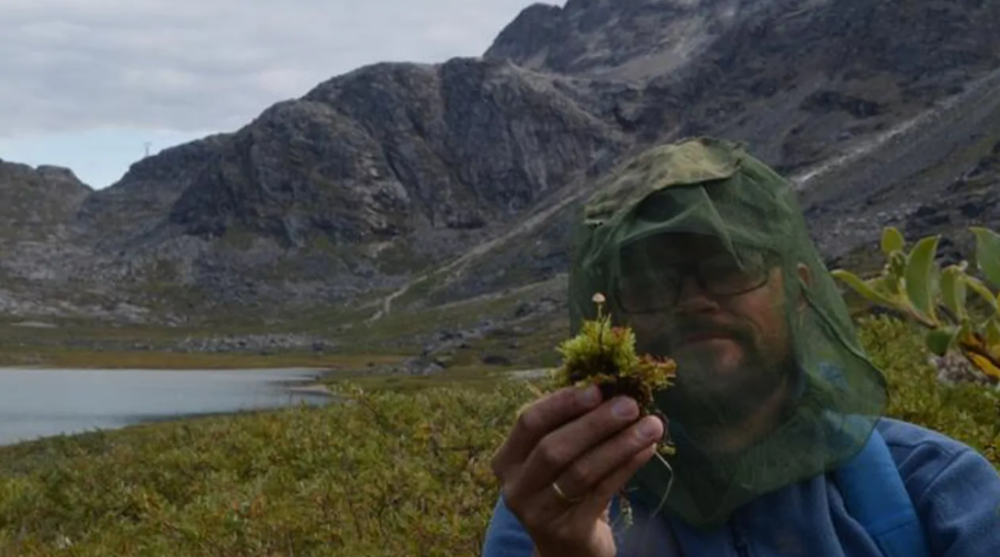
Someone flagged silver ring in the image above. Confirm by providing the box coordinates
[551,481,583,504]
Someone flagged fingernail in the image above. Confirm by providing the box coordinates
[579,385,600,406]
[612,397,637,419]
[638,417,661,440]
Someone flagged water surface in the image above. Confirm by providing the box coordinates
[0,367,333,446]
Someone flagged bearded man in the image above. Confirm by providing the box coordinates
[482,137,1000,557]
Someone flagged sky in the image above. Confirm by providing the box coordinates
[0,0,540,189]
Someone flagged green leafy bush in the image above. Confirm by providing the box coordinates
[831,225,1000,383]
[553,293,676,422]
[858,315,999,466]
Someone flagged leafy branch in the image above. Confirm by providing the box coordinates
[831,226,1000,384]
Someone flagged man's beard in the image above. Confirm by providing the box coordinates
[662,348,789,437]
[639,317,793,451]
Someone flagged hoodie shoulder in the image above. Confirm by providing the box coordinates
[876,417,1000,557]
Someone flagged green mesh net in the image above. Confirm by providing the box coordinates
[566,137,889,528]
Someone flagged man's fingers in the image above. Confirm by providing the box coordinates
[586,443,660,515]
[516,396,647,495]
[546,414,664,504]
[580,435,663,517]
[518,416,664,533]
[491,384,603,481]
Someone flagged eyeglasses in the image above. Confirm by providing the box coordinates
[614,250,775,313]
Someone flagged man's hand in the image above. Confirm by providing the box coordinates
[491,385,665,557]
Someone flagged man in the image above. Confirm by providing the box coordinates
[482,137,1000,556]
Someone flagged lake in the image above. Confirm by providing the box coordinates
[0,367,335,447]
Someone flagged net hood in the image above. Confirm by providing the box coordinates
[567,137,888,528]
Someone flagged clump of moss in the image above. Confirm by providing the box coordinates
[553,293,677,457]
[555,293,676,411]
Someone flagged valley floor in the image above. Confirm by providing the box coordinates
[0,316,996,555]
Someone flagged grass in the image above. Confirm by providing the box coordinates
[318,364,517,394]
[0,315,997,555]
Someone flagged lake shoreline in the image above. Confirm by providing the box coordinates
[0,366,343,449]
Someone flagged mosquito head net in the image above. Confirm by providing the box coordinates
[566,136,888,528]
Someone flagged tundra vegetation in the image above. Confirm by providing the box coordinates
[0,226,998,556]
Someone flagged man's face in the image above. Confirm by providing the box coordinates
[613,233,803,416]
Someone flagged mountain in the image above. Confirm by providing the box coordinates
[0,160,90,242]
[13,58,636,323]
[486,0,783,81]
[442,0,1000,307]
[0,160,99,319]
[2,0,999,333]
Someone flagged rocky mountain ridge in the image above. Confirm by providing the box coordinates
[2,0,999,332]
[0,159,90,242]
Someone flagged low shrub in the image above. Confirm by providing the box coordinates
[858,314,1000,465]
[0,382,534,556]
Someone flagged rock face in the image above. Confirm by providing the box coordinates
[2,0,1000,326]
[78,136,230,249]
[800,65,1000,264]
[0,160,90,242]
[0,160,103,320]
[486,0,771,81]
[162,59,624,247]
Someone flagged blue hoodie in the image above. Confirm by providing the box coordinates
[481,417,1000,556]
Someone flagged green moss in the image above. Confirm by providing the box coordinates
[553,296,676,415]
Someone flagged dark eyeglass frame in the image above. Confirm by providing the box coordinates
[612,248,780,314]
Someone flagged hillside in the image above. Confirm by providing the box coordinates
[0,160,98,320]
[416,0,1000,315]
[485,0,786,81]
[0,160,90,242]
[0,0,999,340]
[64,59,631,322]
[800,66,1000,267]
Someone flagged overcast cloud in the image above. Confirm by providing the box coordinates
[1,0,537,136]
[1,0,542,188]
